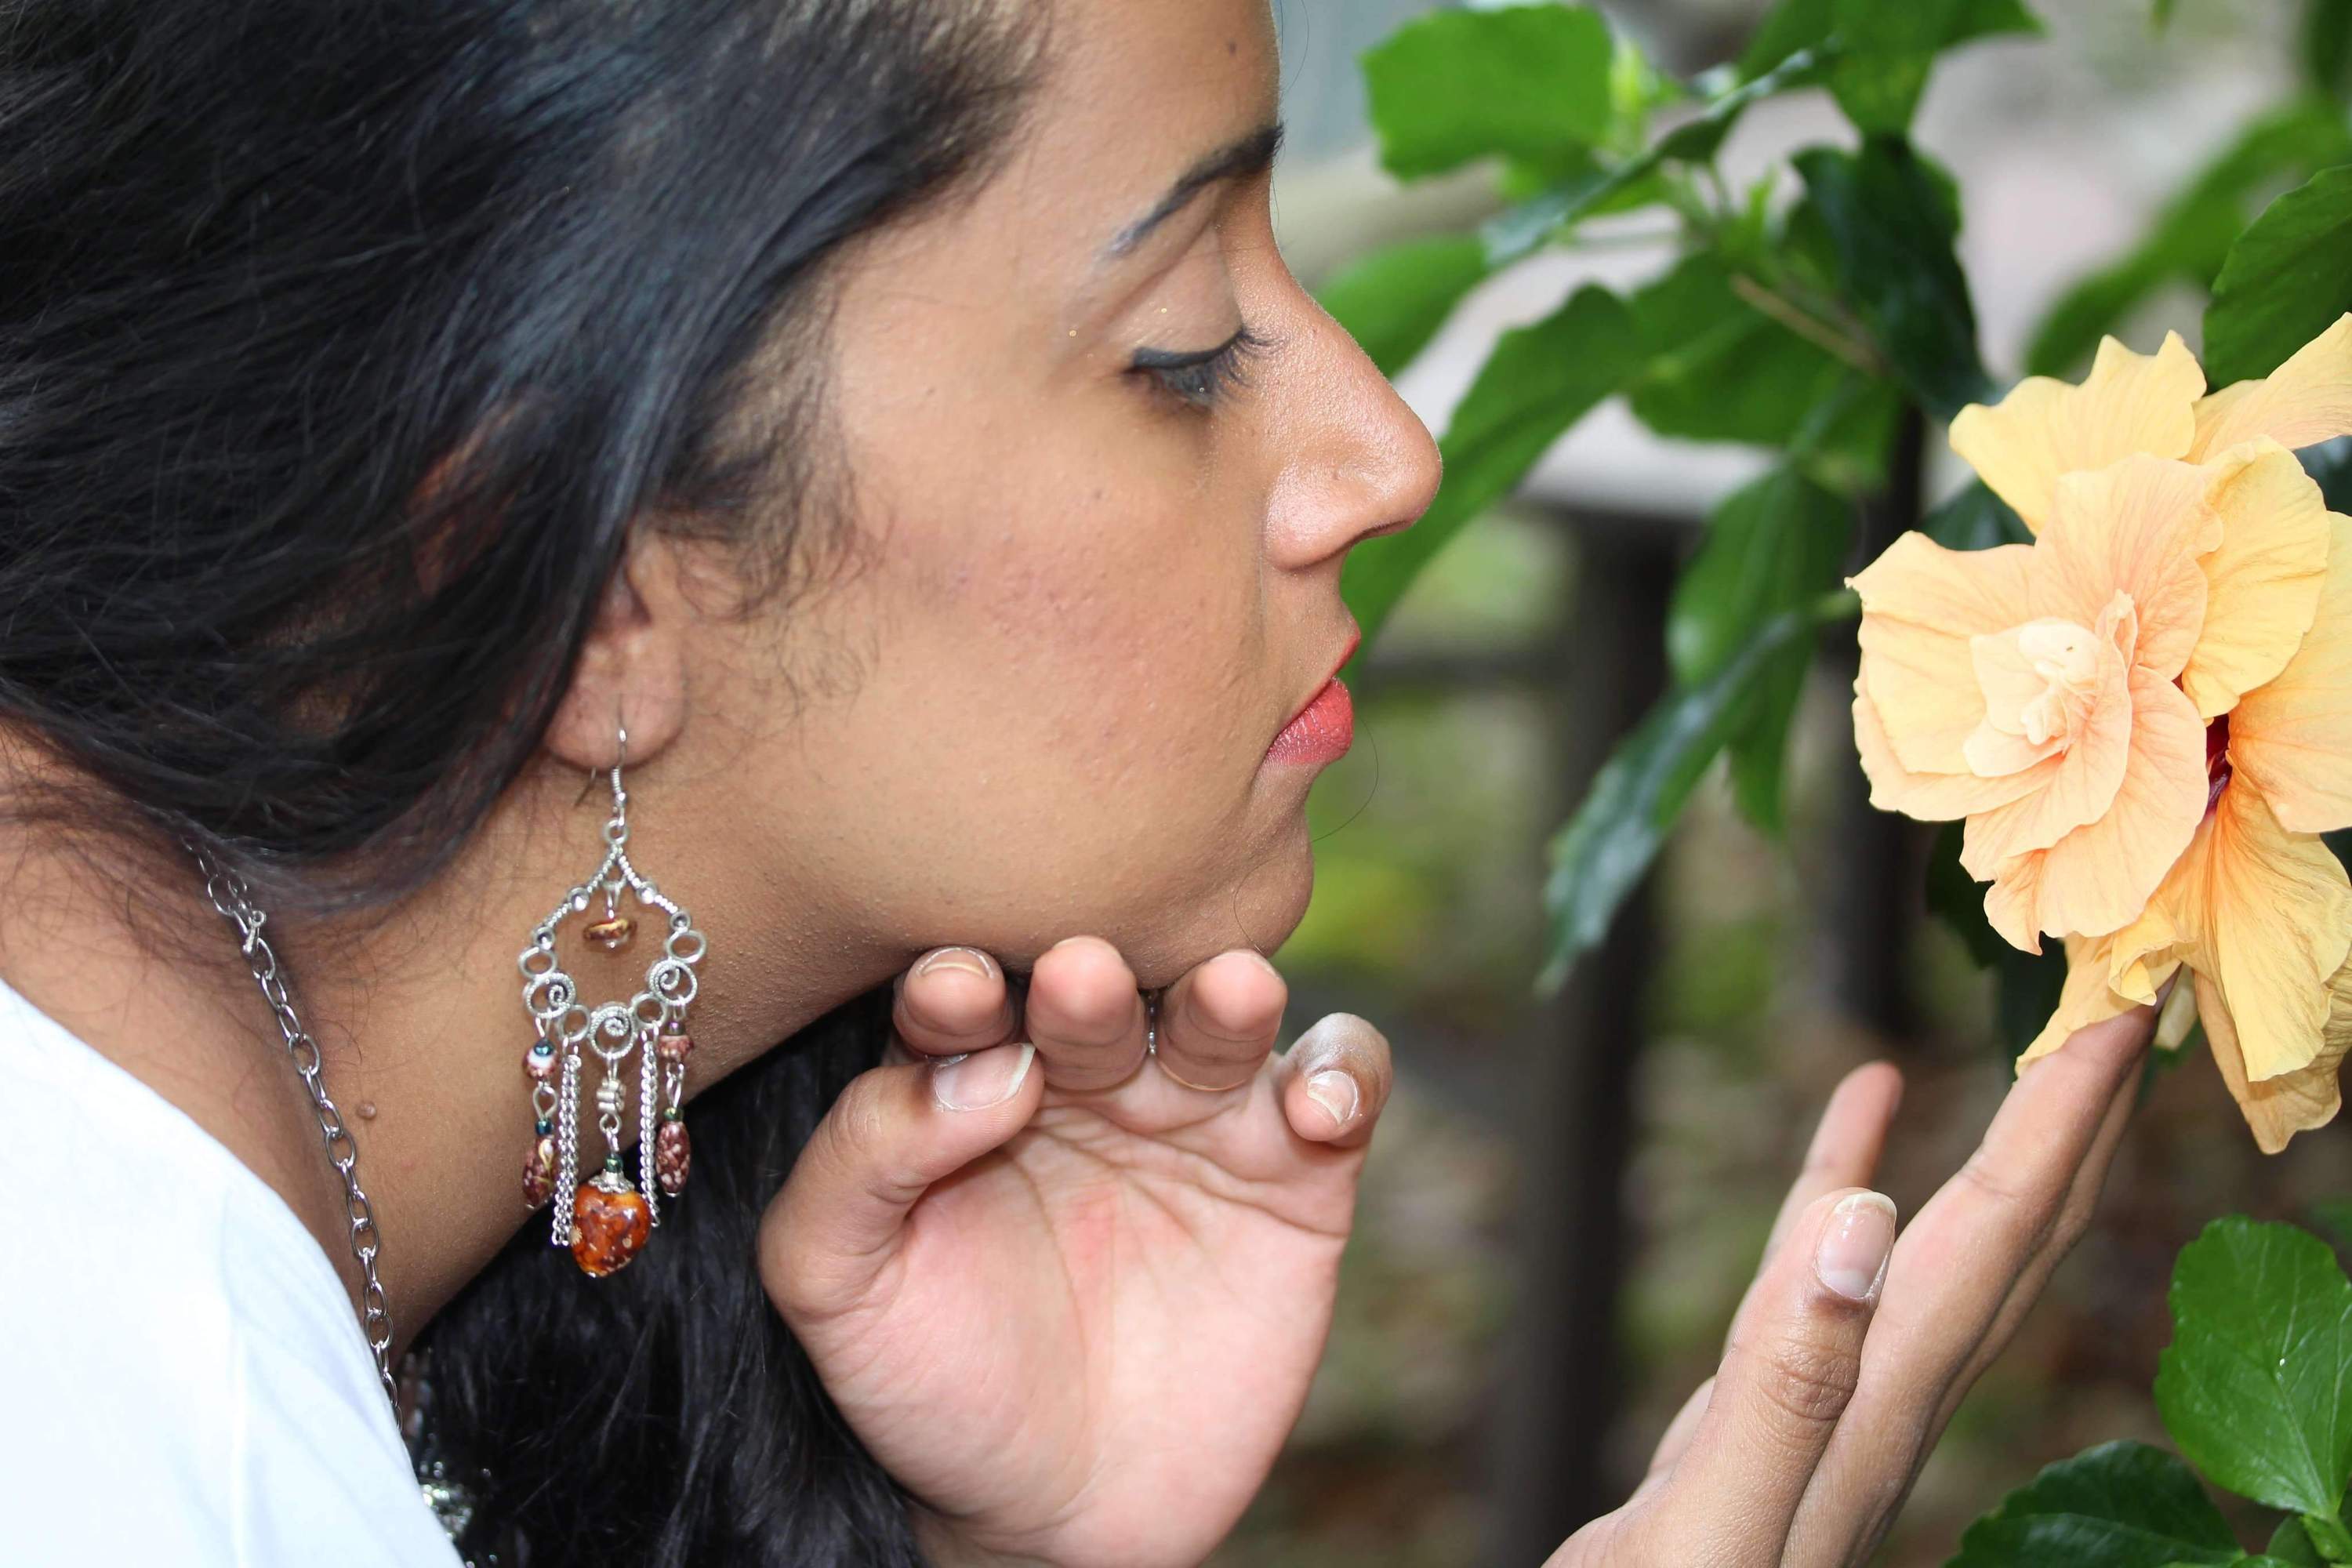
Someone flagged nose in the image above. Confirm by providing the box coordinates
[1262,289,1443,568]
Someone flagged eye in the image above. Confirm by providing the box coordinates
[1129,321,1272,412]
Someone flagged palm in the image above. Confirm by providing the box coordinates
[799,1070,1363,1568]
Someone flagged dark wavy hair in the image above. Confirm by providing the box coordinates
[0,0,1048,1561]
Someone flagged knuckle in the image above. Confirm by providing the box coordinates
[1956,1151,2061,1243]
[829,1071,896,1156]
[1737,1327,1862,1431]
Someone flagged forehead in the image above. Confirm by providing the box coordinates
[967,0,1279,296]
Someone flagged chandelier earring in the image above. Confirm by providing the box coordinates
[517,724,706,1277]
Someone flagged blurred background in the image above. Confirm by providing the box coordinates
[1238,2,2352,1564]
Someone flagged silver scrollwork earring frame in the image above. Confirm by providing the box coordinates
[515,726,708,1251]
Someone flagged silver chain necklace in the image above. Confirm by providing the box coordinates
[187,840,397,1403]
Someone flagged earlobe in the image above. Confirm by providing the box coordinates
[543,532,690,773]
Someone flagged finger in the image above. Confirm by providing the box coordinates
[1630,1376,1714,1501]
[891,946,1017,1060]
[1642,1187,1897,1563]
[1274,1012,1393,1149]
[1779,1004,2153,1566]
[1152,947,1287,1095]
[1018,935,1152,1093]
[1759,1062,1904,1269]
[1653,1068,1903,1496]
[759,1040,1041,1324]
[1918,1018,2146,1437]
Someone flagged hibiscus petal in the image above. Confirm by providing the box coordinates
[2019,933,2151,1066]
[2188,312,2352,459]
[2024,667,2209,942]
[1949,331,2204,533]
[2196,782,2352,1081]
[1851,535,2036,774]
[2231,515,2352,833]
[1985,852,2045,954]
[2179,441,2332,719]
[1853,682,2053,821]
[1959,643,2132,873]
[2198,964,2351,1154]
[2030,456,2215,679]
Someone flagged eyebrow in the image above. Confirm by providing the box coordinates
[1099,119,1285,263]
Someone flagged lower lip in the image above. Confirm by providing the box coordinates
[1265,677,1353,766]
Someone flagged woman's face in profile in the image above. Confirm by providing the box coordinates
[710,0,1440,985]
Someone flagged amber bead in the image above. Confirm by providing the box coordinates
[569,1181,652,1276]
[521,1134,557,1210]
[584,915,635,951]
[655,1027,693,1066]
[655,1120,691,1195]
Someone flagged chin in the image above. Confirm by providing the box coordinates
[1125,812,1317,990]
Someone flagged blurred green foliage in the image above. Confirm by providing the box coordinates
[1319,0,2352,1552]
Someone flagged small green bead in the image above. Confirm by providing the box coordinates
[603,1152,622,1173]
[662,1105,683,1122]
[535,1119,553,1137]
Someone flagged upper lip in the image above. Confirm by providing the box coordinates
[1276,623,1362,734]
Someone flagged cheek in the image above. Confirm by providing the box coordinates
[913,470,1265,782]
[779,447,1278,938]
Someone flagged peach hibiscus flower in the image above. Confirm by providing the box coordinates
[1849,317,2352,1150]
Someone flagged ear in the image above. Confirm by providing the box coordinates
[543,531,691,774]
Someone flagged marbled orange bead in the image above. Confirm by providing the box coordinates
[569,1181,652,1276]
[521,1134,557,1210]
[655,1120,691,1196]
[584,914,635,951]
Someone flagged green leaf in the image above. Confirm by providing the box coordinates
[2270,1515,2330,1568]
[1924,479,2034,550]
[1481,45,1830,269]
[2157,1218,2352,1522]
[1996,938,2071,1060]
[1668,469,1849,686]
[2308,1,2352,100]
[1537,608,1814,993]
[1343,287,1639,650]
[2205,165,2352,387]
[2028,103,2352,376]
[2313,1200,2352,1252]
[2302,437,2352,514]
[1625,252,1897,464]
[1928,822,2014,969]
[1362,3,1615,180]
[1740,0,2038,135]
[1795,137,1992,417]
[1316,235,1493,379]
[1667,469,1851,834]
[1946,1439,2243,1567]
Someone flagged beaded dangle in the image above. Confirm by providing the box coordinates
[516,726,707,1277]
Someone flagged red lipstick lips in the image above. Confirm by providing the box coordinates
[1265,628,1360,767]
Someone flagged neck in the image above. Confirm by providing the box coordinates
[0,765,892,1359]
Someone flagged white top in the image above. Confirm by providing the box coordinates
[0,973,465,1567]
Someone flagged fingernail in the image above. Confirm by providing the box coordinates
[1245,950,1283,981]
[1814,1191,1896,1302]
[933,1042,1034,1112]
[916,946,994,982]
[1305,1069,1359,1127]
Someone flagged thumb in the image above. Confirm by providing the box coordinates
[760,1040,1040,1324]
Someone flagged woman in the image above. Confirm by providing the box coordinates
[0,0,2154,1563]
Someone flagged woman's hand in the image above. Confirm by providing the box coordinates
[758,936,1388,1568]
[1553,1003,2154,1567]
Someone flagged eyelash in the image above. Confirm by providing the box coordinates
[1130,321,1273,412]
